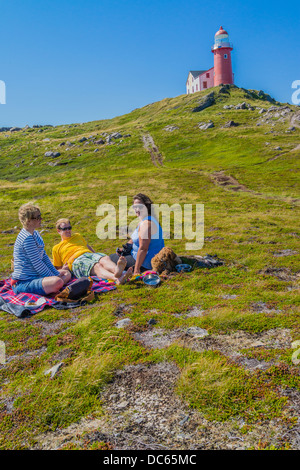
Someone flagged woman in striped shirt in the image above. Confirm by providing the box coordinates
[11,204,71,296]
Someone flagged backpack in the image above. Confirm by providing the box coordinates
[55,277,94,303]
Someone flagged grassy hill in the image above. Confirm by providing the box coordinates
[0,85,299,450]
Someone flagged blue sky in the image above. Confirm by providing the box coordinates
[0,0,299,127]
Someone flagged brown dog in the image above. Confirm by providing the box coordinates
[151,246,182,275]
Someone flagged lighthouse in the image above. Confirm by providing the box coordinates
[211,26,234,86]
[186,26,234,94]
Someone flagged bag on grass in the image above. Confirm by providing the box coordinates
[55,277,94,303]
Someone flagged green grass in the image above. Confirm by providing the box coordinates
[0,85,299,449]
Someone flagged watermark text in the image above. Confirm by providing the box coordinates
[96,197,204,251]
[0,80,6,104]
[291,80,300,105]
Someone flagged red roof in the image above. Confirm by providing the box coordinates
[215,26,228,36]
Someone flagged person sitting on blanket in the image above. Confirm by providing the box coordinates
[11,204,71,296]
[52,218,132,285]
[109,193,165,275]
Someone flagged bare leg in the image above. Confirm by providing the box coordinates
[42,276,64,295]
[91,262,118,281]
[90,263,133,285]
[115,266,133,285]
[99,255,127,278]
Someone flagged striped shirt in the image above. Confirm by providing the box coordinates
[12,228,60,281]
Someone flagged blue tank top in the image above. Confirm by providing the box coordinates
[131,216,164,270]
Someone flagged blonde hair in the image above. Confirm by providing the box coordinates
[56,218,71,230]
[18,203,41,228]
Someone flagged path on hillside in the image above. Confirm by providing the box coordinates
[209,170,300,205]
[142,134,163,167]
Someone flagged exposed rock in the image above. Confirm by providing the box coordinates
[224,120,239,127]
[133,328,183,349]
[258,266,299,282]
[266,106,280,113]
[198,121,214,130]
[257,90,276,103]
[44,362,63,378]
[79,137,87,142]
[173,306,206,318]
[115,318,132,328]
[44,151,61,158]
[218,85,230,94]
[113,304,133,317]
[185,327,209,338]
[192,92,215,113]
[251,302,282,314]
[235,102,247,110]
[107,132,122,141]
[163,125,179,132]
[273,249,298,257]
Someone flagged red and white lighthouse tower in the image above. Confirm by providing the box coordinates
[212,26,234,86]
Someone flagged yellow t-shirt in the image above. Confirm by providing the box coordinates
[52,233,92,270]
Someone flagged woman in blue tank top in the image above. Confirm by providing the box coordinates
[130,194,164,274]
[109,194,164,275]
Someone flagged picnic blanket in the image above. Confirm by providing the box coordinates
[0,277,117,318]
[0,271,157,319]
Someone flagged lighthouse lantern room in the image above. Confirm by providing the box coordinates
[212,26,234,86]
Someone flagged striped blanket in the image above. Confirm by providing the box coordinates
[0,277,117,318]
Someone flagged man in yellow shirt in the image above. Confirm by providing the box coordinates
[52,218,132,284]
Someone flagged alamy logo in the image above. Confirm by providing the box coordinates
[96,197,204,250]
[0,341,5,364]
[0,80,6,104]
[291,80,300,105]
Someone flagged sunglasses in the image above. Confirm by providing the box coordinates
[59,226,72,231]
[32,215,42,220]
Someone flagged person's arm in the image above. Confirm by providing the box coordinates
[23,236,60,278]
[42,251,61,276]
[133,221,151,275]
